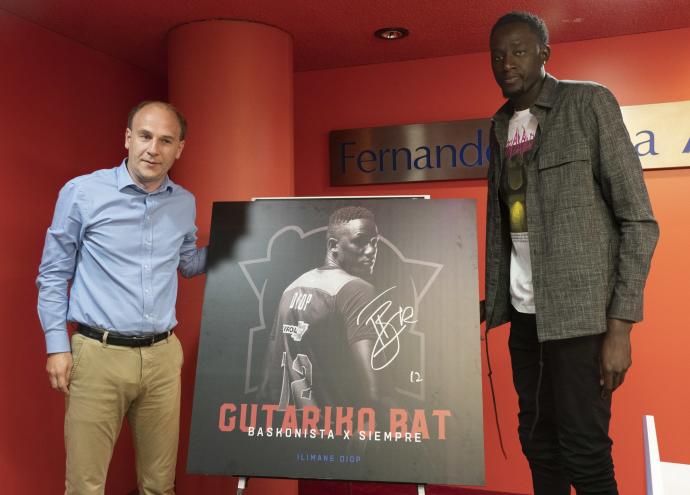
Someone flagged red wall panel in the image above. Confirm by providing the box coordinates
[0,10,165,494]
[4,6,689,493]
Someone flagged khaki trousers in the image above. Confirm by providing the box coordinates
[65,332,183,495]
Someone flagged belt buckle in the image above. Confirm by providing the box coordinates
[131,334,155,346]
[138,334,155,346]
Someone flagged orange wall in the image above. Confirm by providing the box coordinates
[0,10,165,494]
[294,27,690,495]
[4,5,690,493]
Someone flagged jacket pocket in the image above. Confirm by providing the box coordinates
[537,141,594,211]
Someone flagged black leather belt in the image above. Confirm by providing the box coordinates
[77,324,173,347]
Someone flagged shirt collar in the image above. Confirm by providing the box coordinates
[534,72,558,109]
[116,159,174,194]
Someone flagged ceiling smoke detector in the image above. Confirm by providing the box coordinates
[374,27,409,40]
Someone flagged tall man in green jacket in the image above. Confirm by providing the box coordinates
[484,11,658,495]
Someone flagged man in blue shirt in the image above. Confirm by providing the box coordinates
[37,101,207,494]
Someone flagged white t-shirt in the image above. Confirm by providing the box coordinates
[503,109,538,314]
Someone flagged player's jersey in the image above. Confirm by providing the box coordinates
[259,267,376,410]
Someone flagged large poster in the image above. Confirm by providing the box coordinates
[187,198,483,486]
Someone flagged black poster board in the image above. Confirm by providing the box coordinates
[188,198,484,486]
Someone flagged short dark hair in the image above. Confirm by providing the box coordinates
[327,206,375,238]
[491,11,549,45]
[127,101,188,140]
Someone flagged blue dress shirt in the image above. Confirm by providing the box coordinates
[37,160,207,354]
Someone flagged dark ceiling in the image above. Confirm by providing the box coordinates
[2,0,690,76]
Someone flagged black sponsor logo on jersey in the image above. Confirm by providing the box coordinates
[282,321,310,341]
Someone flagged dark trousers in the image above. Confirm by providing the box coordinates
[509,308,618,495]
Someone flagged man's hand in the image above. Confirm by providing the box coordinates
[600,318,633,398]
[46,352,73,395]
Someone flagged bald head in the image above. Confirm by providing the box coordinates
[127,101,187,140]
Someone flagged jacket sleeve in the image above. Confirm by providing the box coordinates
[591,86,659,322]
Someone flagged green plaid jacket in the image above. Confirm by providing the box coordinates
[485,74,659,341]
